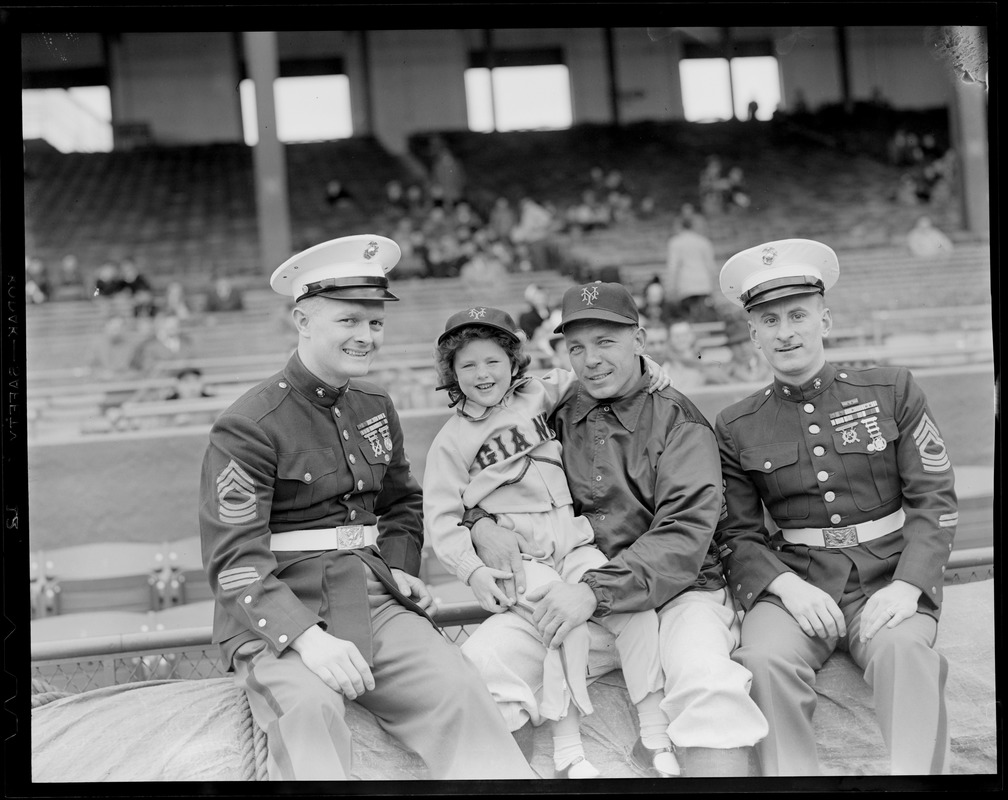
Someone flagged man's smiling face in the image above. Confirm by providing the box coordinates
[563,319,646,400]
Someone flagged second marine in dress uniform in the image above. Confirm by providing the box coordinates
[199,235,537,781]
[713,239,957,776]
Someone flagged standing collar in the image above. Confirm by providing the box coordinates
[773,362,837,402]
[569,357,649,430]
[283,351,348,408]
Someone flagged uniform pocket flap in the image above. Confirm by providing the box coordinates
[276,449,340,483]
[740,442,799,473]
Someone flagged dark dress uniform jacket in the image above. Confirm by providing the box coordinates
[714,362,957,620]
[199,352,429,669]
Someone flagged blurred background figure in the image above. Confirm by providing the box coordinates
[661,320,710,391]
[85,314,139,378]
[165,367,213,401]
[204,275,245,313]
[518,283,552,340]
[429,135,466,211]
[56,253,87,300]
[128,312,194,374]
[26,256,51,304]
[666,215,718,323]
[120,256,156,318]
[637,275,675,329]
[161,280,193,321]
[706,317,774,385]
[906,215,954,258]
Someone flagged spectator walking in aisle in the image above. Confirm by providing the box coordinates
[906,216,954,259]
[714,238,956,776]
[461,282,768,778]
[430,136,466,211]
[666,216,718,323]
[198,234,537,782]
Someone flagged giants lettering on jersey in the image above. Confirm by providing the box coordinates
[473,413,554,470]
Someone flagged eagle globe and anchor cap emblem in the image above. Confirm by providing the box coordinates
[363,240,380,259]
[761,246,778,265]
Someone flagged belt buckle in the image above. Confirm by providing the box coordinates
[822,526,859,548]
[337,525,364,549]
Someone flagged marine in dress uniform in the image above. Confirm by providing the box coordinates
[713,239,957,776]
[199,235,536,781]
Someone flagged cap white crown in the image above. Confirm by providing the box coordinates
[720,238,839,308]
[270,235,401,300]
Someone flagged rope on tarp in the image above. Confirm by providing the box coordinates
[235,686,269,780]
[30,677,73,708]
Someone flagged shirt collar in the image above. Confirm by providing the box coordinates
[283,351,348,408]
[773,361,836,402]
[569,358,649,431]
[454,375,531,421]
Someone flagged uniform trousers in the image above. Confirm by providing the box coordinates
[461,585,768,749]
[233,584,537,781]
[496,508,663,720]
[733,594,950,776]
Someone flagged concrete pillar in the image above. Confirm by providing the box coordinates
[950,78,989,236]
[243,31,292,274]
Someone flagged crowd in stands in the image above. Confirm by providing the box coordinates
[887,127,957,208]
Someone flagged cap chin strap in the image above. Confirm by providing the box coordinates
[741,275,824,308]
[297,275,390,300]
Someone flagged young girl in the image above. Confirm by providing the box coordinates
[424,306,680,779]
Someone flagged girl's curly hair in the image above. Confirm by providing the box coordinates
[434,326,532,407]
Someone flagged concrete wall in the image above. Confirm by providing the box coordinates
[23,26,957,152]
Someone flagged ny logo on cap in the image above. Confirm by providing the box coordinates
[581,286,599,306]
[363,241,380,260]
[468,307,487,319]
[761,246,778,265]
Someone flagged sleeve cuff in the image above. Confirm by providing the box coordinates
[580,573,611,617]
[456,553,486,586]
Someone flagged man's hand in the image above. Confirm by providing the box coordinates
[291,624,375,700]
[524,581,598,649]
[471,518,546,602]
[767,571,847,640]
[468,565,518,613]
[859,579,922,642]
[391,568,438,616]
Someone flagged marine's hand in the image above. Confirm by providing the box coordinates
[524,581,597,649]
[290,624,375,700]
[391,568,438,615]
[469,565,517,613]
[859,579,922,642]
[768,571,847,640]
[643,354,673,393]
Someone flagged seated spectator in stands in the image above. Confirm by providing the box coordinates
[382,179,409,221]
[324,178,355,209]
[488,196,517,242]
[705,317,774,385]
[725,167,751,211]
[25,257,50,304]
[565,189,610,234]
[459,242,508,296]
[888,129,912,166]
[430,136,467,211]
[391,217,426,278]
[661,321,710,392]
[637,276,676,330]
[452,199,483,231]
[93,259,126,300]
[162,280,193,321]
[204,275,246,313]
[128,312,195,374]
[699,155,727,215]
[120,257,157,318]
[165,367,213,401]
[518,283,552,341]
[641,319,670,367]
[637,195,657,220]
[405,183,428,217]
[906,216,954,259]
[56,253,87,300]
[421,204,453,242]
[86,314,139,377]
